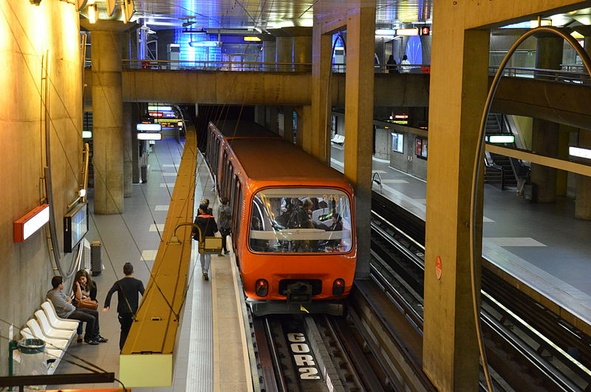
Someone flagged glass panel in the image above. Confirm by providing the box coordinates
[249,188,353,253]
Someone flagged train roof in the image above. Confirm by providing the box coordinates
[209,120,279,139]
[228,138,350,184]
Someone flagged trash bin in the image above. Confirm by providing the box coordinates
[91,240,103,276]
[17,338,47,389]
[523,183,535,201]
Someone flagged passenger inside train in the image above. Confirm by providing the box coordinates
[249,191,352,253]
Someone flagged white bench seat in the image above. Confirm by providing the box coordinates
[35,310,77,341]
[331,134,345,145]
[25,319,71,351]
[41,301,79,331]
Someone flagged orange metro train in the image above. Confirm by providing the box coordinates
[205,120,357,316]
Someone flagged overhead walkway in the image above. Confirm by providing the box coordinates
[83,66,591,128]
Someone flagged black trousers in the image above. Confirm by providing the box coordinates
[118,313,134,351]
[68,309,99,340]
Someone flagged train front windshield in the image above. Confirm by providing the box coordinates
[249,189,353,253]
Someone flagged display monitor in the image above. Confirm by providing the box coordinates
[64,202,88,253]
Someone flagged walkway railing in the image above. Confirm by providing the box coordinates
[87,58,590,84]
[489,65,591,84]
[121,59,313,72]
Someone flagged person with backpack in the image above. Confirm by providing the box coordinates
[193,203,218,280]
[218,197,232,255]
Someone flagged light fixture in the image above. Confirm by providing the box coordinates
[396,28,419,36]
[136,123,162,132]
[29,0,42,5]
[88,4,98,24]
[14,204,50,242]
[244,36,261,42]
[137,133,162,141]
[485,135,515,144]
[569,146,591,160]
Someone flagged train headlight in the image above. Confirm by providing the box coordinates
[332,279,345,296]
[255,279,269,297]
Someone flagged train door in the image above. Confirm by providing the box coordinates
[221,160,234,200]
[230,177,242,250]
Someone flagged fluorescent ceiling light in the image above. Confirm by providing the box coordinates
[14,204,50,242]
[189,41,221,47]
[88,4,97,24]
[138,133,163,141]
[244,36,261,42]
[148,105,172,111]
[137,123,162,132]
[396,28,419,36]
[376,29,396,35]
[570,146,591,159]
[486,135,515,143]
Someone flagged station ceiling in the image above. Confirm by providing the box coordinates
[85,1,589,34]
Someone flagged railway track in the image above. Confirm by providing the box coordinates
[369,191,591,391]
[251,314,386,391]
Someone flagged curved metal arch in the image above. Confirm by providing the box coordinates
[470,25,591,391]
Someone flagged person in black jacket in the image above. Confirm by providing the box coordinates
[193,203,218,280]
[102,262,145,351]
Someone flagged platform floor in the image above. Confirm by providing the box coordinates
[48,137,251,391]
[48,137,591,391]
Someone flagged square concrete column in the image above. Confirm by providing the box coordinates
[88,23,126,214]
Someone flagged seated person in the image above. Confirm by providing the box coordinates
[250,215,268,251]
[46,276,107,345]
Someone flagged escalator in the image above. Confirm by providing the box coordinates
[484,113,529,191]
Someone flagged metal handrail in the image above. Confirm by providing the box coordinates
[372,171,383,193]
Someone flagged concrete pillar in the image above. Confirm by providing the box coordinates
[531,119,559,202]
[89,24,125,214]
[530,33,563,202]
[122,102,133,197]
[310,27,332,161]
[274,32,293,72]
[265,106,279,133]
[254,105,266,125]
[573,28,591,219]
[131,103,142,184]
[311,2,374,281]
[291,28,313,72]
[423,7,490,390]
[283,106,296,143]
[342,4,376,279]
[296,105,312,148]
[420,34,432,66]
[261,35,276,72]
[575,130,591,219]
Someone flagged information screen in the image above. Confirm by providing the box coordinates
[64,202,88,253]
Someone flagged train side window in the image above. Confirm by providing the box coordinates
[224,160,233,201]
[232,178,242,244]
[212,138,220,175]
[219,152,230,198]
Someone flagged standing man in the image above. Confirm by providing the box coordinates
[102,262,145,351]
[47,276,106,345]
[217,197,232,255]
